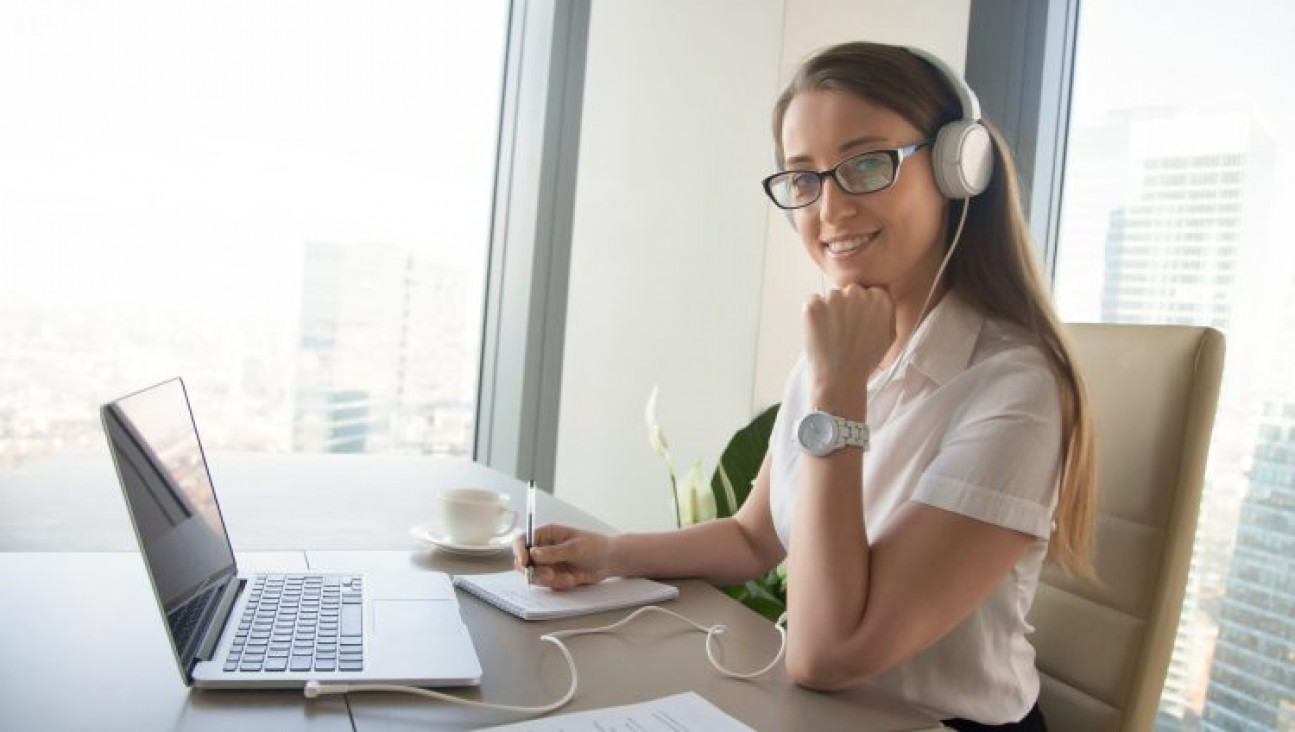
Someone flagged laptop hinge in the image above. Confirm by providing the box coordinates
[192,576,245,664]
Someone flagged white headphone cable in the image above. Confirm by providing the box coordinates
[302,605,789,715]
[869,195,971,397]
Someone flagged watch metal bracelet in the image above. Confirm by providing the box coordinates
[837,416,869,451]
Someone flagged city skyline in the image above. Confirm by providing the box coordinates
[1062,106,1287,729]
[1201,268,1295,729]
[0,239,482,471]
[1204,398,1295,728]
[294,240,476,456]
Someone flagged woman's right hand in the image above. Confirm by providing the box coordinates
[512,523,615,590]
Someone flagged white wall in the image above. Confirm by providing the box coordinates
[555,0,970,531]
[554,0,784,531]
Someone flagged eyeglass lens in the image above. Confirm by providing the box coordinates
[769,151,896,209]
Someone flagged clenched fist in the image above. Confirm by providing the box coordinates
[803,285,895,408]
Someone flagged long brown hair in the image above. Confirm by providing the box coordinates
[773,42,1096,575]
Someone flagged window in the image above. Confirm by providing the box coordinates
[0,1,508,467]
[1053,1,1295,728]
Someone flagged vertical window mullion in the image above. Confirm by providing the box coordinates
[474,0,590,488]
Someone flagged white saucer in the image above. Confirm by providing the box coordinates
[409,524,518,556]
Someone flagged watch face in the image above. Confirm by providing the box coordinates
[797,412,837,454]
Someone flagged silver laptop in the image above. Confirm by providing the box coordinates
[101,377,482,689]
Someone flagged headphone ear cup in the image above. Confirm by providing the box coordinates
[931,120,994,199]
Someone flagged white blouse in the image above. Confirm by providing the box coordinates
[768,291,1063,724]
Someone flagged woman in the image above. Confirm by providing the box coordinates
[514,42,1095,730]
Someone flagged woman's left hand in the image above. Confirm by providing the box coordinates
[803,285,895,399]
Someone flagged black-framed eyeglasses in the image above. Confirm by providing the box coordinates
[761,139,934,210]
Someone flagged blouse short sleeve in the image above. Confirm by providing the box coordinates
[911,348,1064,539]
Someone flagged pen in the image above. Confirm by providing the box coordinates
[525,480,536,585]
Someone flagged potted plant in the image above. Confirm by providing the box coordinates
[645,387,786,621]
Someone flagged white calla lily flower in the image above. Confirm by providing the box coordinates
[645,385,669,457]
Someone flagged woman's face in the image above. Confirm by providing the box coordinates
[781,90,948,301]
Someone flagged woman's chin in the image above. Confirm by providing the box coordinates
[830,271,881,290]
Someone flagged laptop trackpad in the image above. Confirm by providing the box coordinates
[374,600,461,638]
[372,600,481,682]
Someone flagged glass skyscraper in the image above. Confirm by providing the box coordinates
[293,241,476,456]
[1082,109,1281,729]
[1202,399,1295,729]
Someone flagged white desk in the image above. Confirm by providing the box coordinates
[0,452,941,731]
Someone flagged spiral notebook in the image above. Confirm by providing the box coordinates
[452,571,679,620]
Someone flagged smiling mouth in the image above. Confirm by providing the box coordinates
[823,231,879,255]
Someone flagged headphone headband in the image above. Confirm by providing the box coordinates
[903,46,982,123]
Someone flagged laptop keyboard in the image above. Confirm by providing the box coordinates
[223,574,364,673]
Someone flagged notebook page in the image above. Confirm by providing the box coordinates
[453,571,678,620]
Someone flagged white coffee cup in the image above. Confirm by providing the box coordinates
[434,488,518,545]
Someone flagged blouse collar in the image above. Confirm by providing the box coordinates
[900,290,986,388]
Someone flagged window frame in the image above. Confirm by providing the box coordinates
[966,0,1080,280]
[473,0,591,489]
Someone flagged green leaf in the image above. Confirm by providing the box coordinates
[743,577,780,603]
[707,405,787,620]
[720,584,747,602]
[717,567,787,622]
[708,403,780,518]
[743,596,786,623]
[716,463,738,523]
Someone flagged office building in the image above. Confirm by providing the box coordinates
[392,251,478,455]
[1202,397,1295,729]
[294,241,408,453]
[293,241,477,456]
[1086,110,1276,729]
[1201,273,1295,730]
[1100,111,1271,331]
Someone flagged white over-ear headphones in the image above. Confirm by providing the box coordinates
[777,45,995,231]
[904,46,994,199]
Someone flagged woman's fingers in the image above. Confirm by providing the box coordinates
[529,541,575,565]
[528,524,586,566]
[511,533,531,572]
[534,565,595,591]
[547,568,582,591]
[804,285,895,384]
[528,565,576,590]
[509,523,610,590]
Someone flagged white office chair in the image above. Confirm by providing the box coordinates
[1029,324,1224,731]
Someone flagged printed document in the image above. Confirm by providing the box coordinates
[474,691,754,731]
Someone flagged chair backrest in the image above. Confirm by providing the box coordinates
[1029,324,1224,731]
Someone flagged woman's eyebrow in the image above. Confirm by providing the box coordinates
[837,135,890,154]
[783,135,892,167]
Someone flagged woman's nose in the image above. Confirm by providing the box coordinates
[817,176,858,225]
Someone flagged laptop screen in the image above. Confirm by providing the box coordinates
[102,378,236,666]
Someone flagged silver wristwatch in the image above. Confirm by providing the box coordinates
[795,410,870,457]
